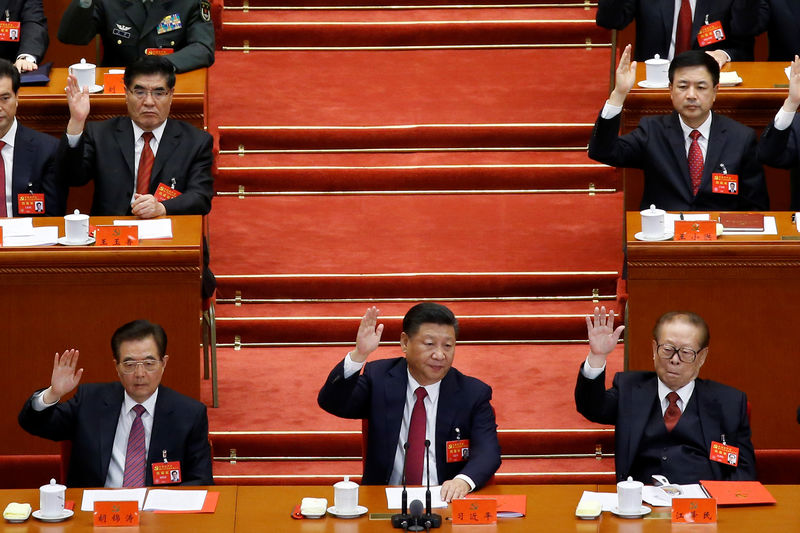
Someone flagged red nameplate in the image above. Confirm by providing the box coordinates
[452,498,496,524]
[152,460,182,484]
[711,173,739,195]
[154,182,182,202]
[697,21,725,47]
[95,225,139,246]
[93,501,139,527]
[672,498,717,523]
[675,220,717,241]
[446,439,469,463]
[0,226,3,246]
[145,48,174,56]
[17,193,45,214]
[710,441,739,466]
[0,21,20,42]
[103,72,124,94]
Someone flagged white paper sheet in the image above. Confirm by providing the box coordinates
[722,216,778,235]
[385,486,447,509]
[577,491,618,512]
[143,489,207,511]
[80,488,148,511]
[0,217,34,237]
[113,219,173,239]
[2,226,58,246]
[665,213,710,233]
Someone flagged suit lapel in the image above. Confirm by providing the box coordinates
[115,119,136,180]
[624,377,658,477]
[149,386,172,476]
[98,384,125,483]
[703,112,725,188]
[660,0,676,50]
[694,380,724,479]
[10,126,34,215]
[123,0,147,35]
[142,0,173,40]
[150,120,177,189]
[693,0,711,38]
[666,113,695,204]
[435,371,459,483]
[384,361,407,480]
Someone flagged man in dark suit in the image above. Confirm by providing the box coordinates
[58,55,215,296]
[589,47,768,211]
[575,307,756,484]
[0,58,62,217]
[596,0,754,65]
[58,0,214,73]
[0,0,48,72]
[318,304,501,502]
[18,319,213,488]
[733,0,800,61]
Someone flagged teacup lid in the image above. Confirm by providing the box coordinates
[334,475,359,489]
[71,58,95,70]
[40,478,66,492]
[645,54,669,65]
[641,204,665,216]
[618,476,643,488]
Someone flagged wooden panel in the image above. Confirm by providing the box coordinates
[626,211,800,448]
[0,216,202,455]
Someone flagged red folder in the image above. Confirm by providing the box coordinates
[699,481,776,506]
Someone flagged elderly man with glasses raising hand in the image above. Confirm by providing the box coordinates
[18,319,213,488]
[574,307,756,484]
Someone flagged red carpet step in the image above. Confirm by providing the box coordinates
[220,6,609,48]
[207,192,624,299]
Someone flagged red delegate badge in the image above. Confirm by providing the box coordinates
[0,21,20,42]
[712,173,739,195]
[697,21,725,47]
[154,182,182,202]
[446,439,469,463]
[17,193,45,214]
[710,441,739,467]
[152,461,182,484]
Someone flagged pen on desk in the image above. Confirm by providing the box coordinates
[679,212,684,221]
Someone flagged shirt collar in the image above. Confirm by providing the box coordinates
[1,118,18,148]
[678,111,712,142]
[657,378,695,409]
[123,386,159,415]
[406,369,441,404]
[132,118,168,145]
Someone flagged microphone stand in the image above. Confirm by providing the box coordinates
[391,442,411,529]
[422,439,442,529]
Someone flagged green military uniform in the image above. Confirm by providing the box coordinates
[57,0,214,73]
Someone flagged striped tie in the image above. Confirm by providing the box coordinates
[136,132,155,195]
[122,404,147,487]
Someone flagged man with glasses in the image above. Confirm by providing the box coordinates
[18,319,213,488]
[574,307,756,483]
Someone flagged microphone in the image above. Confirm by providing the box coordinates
[423,439,442,528]
[391,442,412,529]
[408,500,424,532]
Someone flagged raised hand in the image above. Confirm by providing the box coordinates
[786,55,800,112]
[586,306,625,367]
[351,306,384,363]
[609,44,637,106]
[43,349,83,404]
[65,74,90,135]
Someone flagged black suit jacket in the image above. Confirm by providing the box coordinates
[758,117,800,169]
[18,382,213,488]
[575,369,756,482]
[318,357,501,488]
[596,0,754,62]
[57,0,214,73]
[738,0,800,61]
[588,110,768,210]
[0,0,48,62]
[57,117,213,216]
[9,123,64,216]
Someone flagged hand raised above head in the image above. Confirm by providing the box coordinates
[586,306,625,366]
[609,44,637,106]
[787,55,800,111]
[45,349,83,403]
[351,306,383,363]
[65,74,91,131]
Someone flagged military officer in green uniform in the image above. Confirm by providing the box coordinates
[57,0,214,73]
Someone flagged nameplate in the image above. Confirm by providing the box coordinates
[93,501,139,527]
[95,225,139,246]
[674,220,717,241]
[452,498,496,524]
[671,498,717,523]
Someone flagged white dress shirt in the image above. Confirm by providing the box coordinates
[0,118,18,215]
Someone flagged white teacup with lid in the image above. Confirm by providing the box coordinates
[617,476,644,514]
[64,209,90,243]
[69,58,96,91]
[644,54,670,87]
[333,475,359,514]
[39,478,66,518]
[640,204,666,238]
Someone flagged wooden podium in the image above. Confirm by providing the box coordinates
[0,216,203,455]
[626,212,800,448]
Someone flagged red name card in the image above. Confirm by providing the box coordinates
[103,72,124,94]
[674,220,717,241]
[93,501,139,527]
[452,498,496,524]
[671,498,717,523]
[95,225,139,246]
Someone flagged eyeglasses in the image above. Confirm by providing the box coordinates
[656,343,700,363]
[127,87,170,100]
[119,359,163,374]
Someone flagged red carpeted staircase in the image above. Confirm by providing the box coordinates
[204,0,625,484]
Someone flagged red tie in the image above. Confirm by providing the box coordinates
[664,391,682,432]
[688,130,703,195]
[122,405,147,487]
[406,387,428,485]
[675,0,693,55]
[0,140,7,217]
[137,132,155,195]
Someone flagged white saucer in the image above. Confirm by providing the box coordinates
[634,231,674,241]
[32,509,73,522]
[638,80,668,88]
[611,505,651,519]
[88,84,104,93]
[327,505,368,518]
[57,236,95,246]
[301,512,325,519]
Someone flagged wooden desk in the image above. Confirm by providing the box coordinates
[236,484,596,532]
[0,216,203,455]
[621,62,792,210]
[0,486,237,532]
[17,68,206,135]
[626,211,800,448]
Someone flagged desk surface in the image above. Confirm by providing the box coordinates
[626,211,800,244]
[633,62,789,94]
[0,484,798,532]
